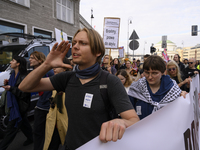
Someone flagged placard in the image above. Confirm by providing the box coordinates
[103,17,120,49]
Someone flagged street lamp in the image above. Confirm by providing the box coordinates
[127,17,133,58]
[91,8,94,28]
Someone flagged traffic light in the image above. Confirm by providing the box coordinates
[192,25,198,36]
[150,46,156,53]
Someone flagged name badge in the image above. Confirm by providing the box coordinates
[136,106,142,115]
[83,93,93,108]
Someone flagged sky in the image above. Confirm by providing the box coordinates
[80,0,200,55]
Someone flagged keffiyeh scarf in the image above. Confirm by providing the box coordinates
[128,76,182,113]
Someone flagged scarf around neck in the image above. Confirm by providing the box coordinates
[7,71,22,127]
[75,62,100,79]
[128,75,182,113]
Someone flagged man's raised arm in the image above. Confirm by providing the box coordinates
[19,40,72,92]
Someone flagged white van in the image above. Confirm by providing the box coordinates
[0,33,56,137]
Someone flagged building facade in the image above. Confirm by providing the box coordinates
[154,40,177,60]
[177,44,200,61]
[154,40,200,62]
[0,0,91,42]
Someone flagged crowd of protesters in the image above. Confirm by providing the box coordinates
[0,27,199,150]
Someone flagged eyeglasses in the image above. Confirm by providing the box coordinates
[168,67,176,72]
[188,62,193,64]
[29,57,35,60]
[144,71,160,78]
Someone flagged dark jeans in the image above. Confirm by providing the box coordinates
[33,108,48,150]
[0,113,33,150]
[48,127,61,150]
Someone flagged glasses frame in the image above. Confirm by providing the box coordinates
[168,67,176,72]
[143,71,161,78]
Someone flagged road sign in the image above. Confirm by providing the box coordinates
[162,35,167,48]
[129,40,139,50]
[129,30,139,51]
[129,30,139,40]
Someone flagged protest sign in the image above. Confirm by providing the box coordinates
[103,18,120,49]
[55,28,68,44]
[118,46,124,58]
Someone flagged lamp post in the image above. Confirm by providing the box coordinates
[91,8,94,28]
[127,17,133,58]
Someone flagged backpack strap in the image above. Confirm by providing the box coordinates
[99,70,109,108]
[99,70,118,119]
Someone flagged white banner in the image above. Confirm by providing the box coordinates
[78,75,200,150]
[103,27,119,49]
[103,18,120,49]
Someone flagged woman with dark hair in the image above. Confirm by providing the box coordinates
[113,58,121,71]
[128,55,187,120]
[0,56,33,150]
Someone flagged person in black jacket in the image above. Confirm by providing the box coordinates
[183,58,200,78]
[173,54,185,73]
[0,56,33,150]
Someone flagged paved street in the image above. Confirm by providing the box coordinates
[0,116,34,150]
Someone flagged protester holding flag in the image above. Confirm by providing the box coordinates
[128,55,187,120]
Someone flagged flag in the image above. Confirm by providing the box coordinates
[162,48,169,61]
[118,46,124,58]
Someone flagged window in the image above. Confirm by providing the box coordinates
[66,36,72,57]
[34,29,52,38]
[0,45,27,72]
[57,0,74,24]
[0,20,24,34]
[9,0,30,7]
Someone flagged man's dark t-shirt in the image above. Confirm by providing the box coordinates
[50,71,133,150]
